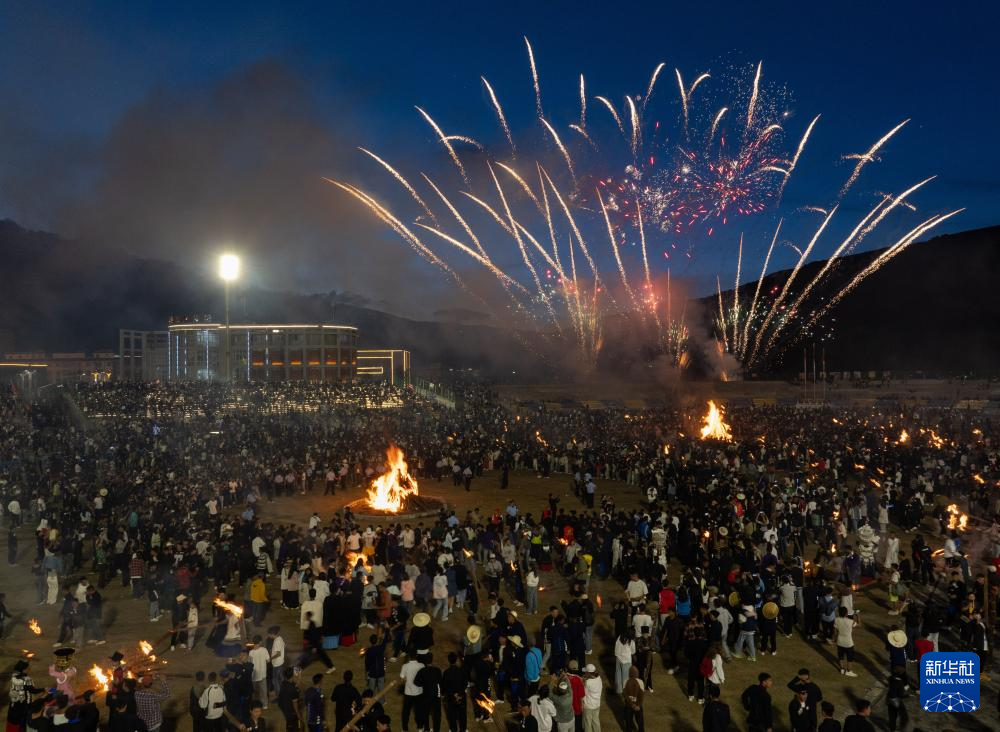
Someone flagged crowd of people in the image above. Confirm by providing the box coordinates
[2,380,999,732]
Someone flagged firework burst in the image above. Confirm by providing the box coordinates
[330,40,954,369]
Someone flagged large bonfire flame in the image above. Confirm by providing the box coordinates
[699,400,733,441]
[366,445,419,513]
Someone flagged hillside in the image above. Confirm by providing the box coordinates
[2,219,998,376]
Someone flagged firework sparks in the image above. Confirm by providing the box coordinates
[840,119,910,196]
[481,77,514,155]
[415,106,468,186]
[524,36,542,117]
[334,40,950,370]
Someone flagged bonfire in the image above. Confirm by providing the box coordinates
[699,400,733,441]
[366,445,419,512]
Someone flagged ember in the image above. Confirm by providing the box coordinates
[699,400,732,441]
[366,445,419,513]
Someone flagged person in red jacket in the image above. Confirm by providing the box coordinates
[562,661,585,730]
[913,631,934,662]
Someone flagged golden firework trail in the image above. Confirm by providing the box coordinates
[540,117,577,184]
[808,209,963,328]
[538,164,559,262]
[327,180,457,280]
[625,96,640,158]
[594,96,624,133]
[538,166,605,292]
[746,61,763,130]
[716,275,729,354]
[839,119,910,196]
[676,70,711,133]
[495,162,543,212]
[689,73,710,98]
[779,114,820,197]
[524,36,542,117]
[747,206,836,365]
[415,106,468,186]
[568,124,597,150]
[420,173,489,258]
[643,62,667,112]
[852,176,935,250]
[460,190,515,236]
[579,74,586,127]
[732,233,743,353]
[741,220,781,354]
[636,199,652,286]
[480,77,515,155]
[597,187,638,308]
[415,223,525,293]
[675,69,689,131]
[357,147,438,225]
[709,107,728,144]
[443,135,483,149]
[487,162,557,325]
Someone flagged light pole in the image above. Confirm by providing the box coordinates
[218,254,240,382]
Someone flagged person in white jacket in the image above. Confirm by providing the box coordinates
[529,686,558,732]
[706,643,725,693]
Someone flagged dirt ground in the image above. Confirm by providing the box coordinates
[0,470,977,731]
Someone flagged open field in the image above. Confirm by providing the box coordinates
[6,467,986,732]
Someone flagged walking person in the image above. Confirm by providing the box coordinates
[613,630,635,694]
[886,666,911,732]
[622,666,645,732]
[834,607,859,677]
[581,664,602,732]
[740,673,773,732]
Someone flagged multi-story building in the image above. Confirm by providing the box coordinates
[118,330,169,381]
[357,348,412,386]
[166,318,359,382]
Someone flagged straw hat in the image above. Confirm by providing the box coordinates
[717,526,729,537]
[762,602,779,620]
[728,591,741,607]
[887,630,907,649]
[509,635,523,648]
[412,612,431,628]
[466,625,482,644]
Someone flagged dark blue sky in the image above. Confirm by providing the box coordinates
[1,1,997,304]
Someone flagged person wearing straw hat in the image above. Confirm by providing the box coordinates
[464,624,483,656]
[409,612,433,656]
[885,628,908,670]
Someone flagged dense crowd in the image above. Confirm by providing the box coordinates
[2,380,999,732]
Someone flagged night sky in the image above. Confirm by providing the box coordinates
[1,2,997,313]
